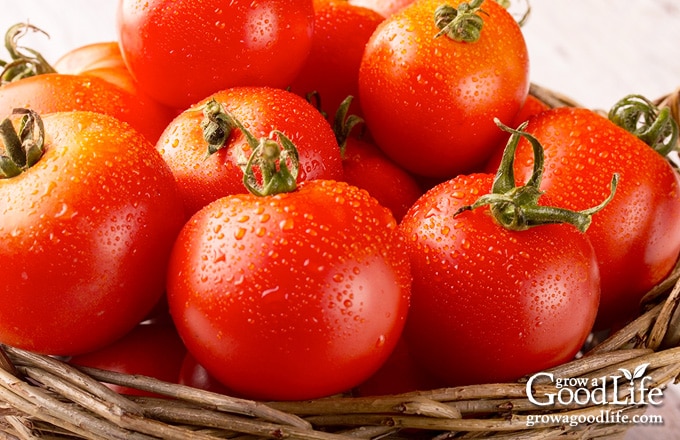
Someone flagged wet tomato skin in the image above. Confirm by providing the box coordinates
[167,179,411,400]
[0,111,186,356]
[399,173,600,386]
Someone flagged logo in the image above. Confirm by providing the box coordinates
[526,363,663,406]
[524,363,665,427]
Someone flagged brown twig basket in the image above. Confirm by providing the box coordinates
[2,85,680,440]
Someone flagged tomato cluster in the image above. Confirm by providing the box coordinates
[1,0,679,400]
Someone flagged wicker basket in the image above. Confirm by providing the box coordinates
[1,85,680,440]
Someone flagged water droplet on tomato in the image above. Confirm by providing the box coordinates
[279,218,294,231]
[234,227,246,240]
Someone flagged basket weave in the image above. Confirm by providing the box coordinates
[1,85,680,440]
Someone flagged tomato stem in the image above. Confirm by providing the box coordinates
[456,119,618,232]
[332,96,365,158]
[1,23,56,84]
[608,94,679,157]
[433,0,488,42]
[201,99,238,156]
[0,109,46,178]
[241,131,299,196]
[199,99,299,196]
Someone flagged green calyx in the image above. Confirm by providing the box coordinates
[434,0,487,42]
[608,94,679,157]
[455,119,618,233]
[0,108,46,178]
[1,23,56,84]
[199,99,299,197]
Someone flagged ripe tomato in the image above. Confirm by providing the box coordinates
[288,0,384,118]
[509,107,680,329]
[69,322,187,397]
[167,179,411,400]
[399,124,603,385]
[0,110,186,355]
[400,173,601,385]
[0,73,174,144]
[117,0,315,109]
[156,87,344,216]
[358,0,529,178]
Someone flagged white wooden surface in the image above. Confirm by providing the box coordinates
[1,1,679,438]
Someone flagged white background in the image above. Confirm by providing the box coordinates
[1,1,679,438]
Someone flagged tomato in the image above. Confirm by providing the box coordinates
[69,322,187,397]
[167,179,411,400]
[509,107,680,329]
[53,41,127,74]
[358,0,529,178]
[156,87,344,216]
[288,0,384,118]
[342,135,423,222]
[0,73,174,144]
[0,110,186,355]
[117,0,315,109]
[398,124,602,386]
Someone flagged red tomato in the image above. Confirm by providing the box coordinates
[156,87,344,216]
[70,322,187,397]
[358,0,529,178]
[288,0,384,118]
[117,0,315,109]
[342,136,423,222]
[510,107,680,329]
[0,110,186,355]
[0,73,174,144]
[399,172,601,386]
[167,179,411,400]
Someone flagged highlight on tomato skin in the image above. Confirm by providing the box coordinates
[166,179,412,401]
[0,109,187,356]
